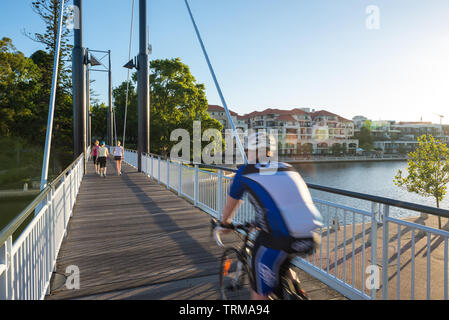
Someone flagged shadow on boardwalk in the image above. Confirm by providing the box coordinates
[306,215,449,299]
[46,161,344,300]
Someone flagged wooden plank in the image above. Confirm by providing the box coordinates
[46,160,345,300]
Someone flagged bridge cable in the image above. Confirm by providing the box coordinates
[122,0,135,149]
[184,0,248,164]
[40,0,66,190]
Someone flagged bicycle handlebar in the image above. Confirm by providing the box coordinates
[210,219,253,248]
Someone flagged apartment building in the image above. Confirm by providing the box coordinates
[207,105,238,130]
[353,117,449,154]
[208,105,358,155]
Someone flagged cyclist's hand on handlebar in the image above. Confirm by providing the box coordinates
[219,221,234,235]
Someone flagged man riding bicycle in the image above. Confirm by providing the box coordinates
[220,131,323,300]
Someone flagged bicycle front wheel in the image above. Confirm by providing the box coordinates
[219,248,252,300]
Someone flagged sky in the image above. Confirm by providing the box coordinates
[1,0,449,123]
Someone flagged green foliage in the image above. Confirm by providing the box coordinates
[394,135,449,227]
[0,2,75,189]
[363,120,372,130]
[25,0,72,86]
[0,38,73,154]
[331,144,345,156]
[299,143,313,155]
[114,58,223,157]
[90,103,108,144]
[0,38,42,137]
[356,126,373,151]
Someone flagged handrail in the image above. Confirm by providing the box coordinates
[140,154,449,219]
[0,153,84,245]
[306,183,449,218]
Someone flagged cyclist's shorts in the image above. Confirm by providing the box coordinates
[251,233,315,296]
[251,239,288,296]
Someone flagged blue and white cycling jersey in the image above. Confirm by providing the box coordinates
[229,162,323,239]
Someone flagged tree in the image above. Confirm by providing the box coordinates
[331,144,344,156]
[30,49,73,154]
[394,135,449,229]
[114,58,223,158]
[24,0,72,86]
[356,126,373,151]
[24,0,75,158]
[113,81,138,147]
[90,103,108,143]
[0,37,41,138]
[299,143,313,155]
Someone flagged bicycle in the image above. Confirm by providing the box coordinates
[211,219,311,300]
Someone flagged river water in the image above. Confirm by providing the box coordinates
[293,160,449,220]
[0,195,36,234]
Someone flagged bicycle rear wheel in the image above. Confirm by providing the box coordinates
[219,248,252,300]
[278,263,311,300]
[280,277,311,300]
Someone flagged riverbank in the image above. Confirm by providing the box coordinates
[0,189,40,198]
[281,155,408,164]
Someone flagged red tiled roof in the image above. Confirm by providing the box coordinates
[209,105,352,123]
[241,108,305,118]
[208,105,238,116]
[311,110,338,118]
[290,108,309,115]
[338,116,352,123]
[276,114,296,122]
[311,110,352,123]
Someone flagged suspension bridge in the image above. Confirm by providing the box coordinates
[2,0,449,300]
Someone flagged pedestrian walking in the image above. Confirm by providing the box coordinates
[90,140,100,175]
[113,141,124,175]
[97,141,109,178]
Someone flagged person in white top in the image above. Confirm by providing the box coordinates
[113,141,124,175]
[97,141,109,178]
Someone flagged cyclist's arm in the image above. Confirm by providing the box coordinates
[221,168,245,226]
[221,195,242,225]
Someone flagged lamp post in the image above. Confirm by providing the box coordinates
[124,0,150,172]
[73,0,86,167]
[137,0,150,172]
[108,50,113,147]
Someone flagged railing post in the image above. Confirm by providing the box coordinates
[150,155,153,178]
[62,175,67,237]
[0,236,13,300]
[158,157,161,184]
[194,164,199,206]
[217,169,223,219]
[382,204,390,300]
[370,202,379,299]
[45,189,52,296]
[69,166,73,212]
[166,158,170,189]
[50,186,56,273]
[178,161,182,196]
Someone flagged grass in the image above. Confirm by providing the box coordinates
[0,137,72,190]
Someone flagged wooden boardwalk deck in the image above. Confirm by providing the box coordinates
[46,159,345,300]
